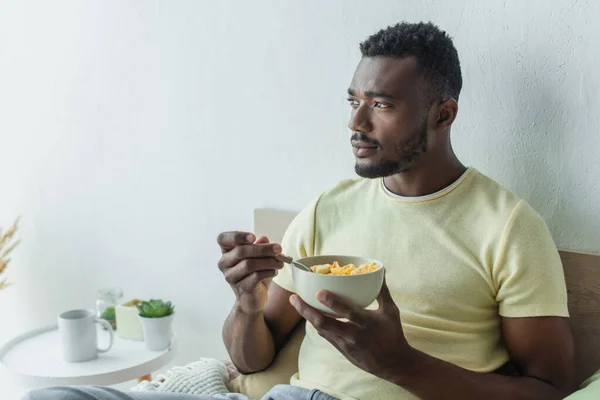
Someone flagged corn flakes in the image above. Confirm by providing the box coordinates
[310,261,379,275]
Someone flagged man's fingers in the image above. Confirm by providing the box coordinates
[217,231,255,252]
[253,236,270,244]
[289,295,329,329]
[237,269,278,292]
[218,243,282,271]
[224,258,283,285]
[377,275,398,314]
[232,243,281,263]
[316,291,368,326]
[289,295,345,333]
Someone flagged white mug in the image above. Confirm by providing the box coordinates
[58,309,114,362]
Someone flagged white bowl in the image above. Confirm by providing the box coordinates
[291,255,385,315]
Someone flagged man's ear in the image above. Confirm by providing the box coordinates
[435,98,458,129]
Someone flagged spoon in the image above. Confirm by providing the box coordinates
[277,255,312,272]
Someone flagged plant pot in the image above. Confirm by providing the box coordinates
[138,314,174,351]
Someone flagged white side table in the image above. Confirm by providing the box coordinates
[0,324,175,389]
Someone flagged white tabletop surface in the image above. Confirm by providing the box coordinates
[0,324,175,388]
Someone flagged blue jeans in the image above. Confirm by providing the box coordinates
[24,384,339,400]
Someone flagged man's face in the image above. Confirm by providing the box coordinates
[347,56,431,178]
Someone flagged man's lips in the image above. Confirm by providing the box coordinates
[352,141,379,157]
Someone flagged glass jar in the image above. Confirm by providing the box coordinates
[96,287,123,330]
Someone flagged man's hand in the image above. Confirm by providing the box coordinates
[290,273,574,400]
[289,275,413,381]
[217,231,284,314]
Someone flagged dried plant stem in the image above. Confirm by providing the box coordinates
[0,218,20,291]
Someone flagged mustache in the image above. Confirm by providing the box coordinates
[350,133,380,146]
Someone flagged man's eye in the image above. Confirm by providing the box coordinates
[374,101,390,109]
[347,98,359,107]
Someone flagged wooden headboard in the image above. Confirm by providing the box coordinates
[560,250,600,384]
[254,208,600,385]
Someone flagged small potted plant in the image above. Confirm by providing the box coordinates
[137,299,174,351]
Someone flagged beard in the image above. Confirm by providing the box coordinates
[354,118,428,179]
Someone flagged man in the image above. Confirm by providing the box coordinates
[26,21,574,400]
[218,21,574,400]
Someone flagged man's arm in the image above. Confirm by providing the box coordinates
[389,317,575,399]
[291,279,576,400]
[219,231,301,374]
[223,282,301,373]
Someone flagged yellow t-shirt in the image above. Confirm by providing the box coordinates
[272,168,568,400]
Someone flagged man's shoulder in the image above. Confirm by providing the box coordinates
[466,169,554,245]
[467,169,524,216]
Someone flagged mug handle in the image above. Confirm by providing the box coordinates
[95,318,114,353]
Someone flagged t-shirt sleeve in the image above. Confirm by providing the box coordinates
[493,200,569,318]
[271,196,320,293]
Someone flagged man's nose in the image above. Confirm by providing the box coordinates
[348,105,373,133]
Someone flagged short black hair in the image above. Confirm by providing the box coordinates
[360,22,462,102]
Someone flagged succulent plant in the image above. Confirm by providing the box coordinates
[101,306,116,321]
[100,306,117,329]
[137,299,174,318]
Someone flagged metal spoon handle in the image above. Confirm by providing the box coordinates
[276,255,312,272]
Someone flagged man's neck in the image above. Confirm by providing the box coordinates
[383,156,467,197]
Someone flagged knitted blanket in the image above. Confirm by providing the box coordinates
[130,358,231,396]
